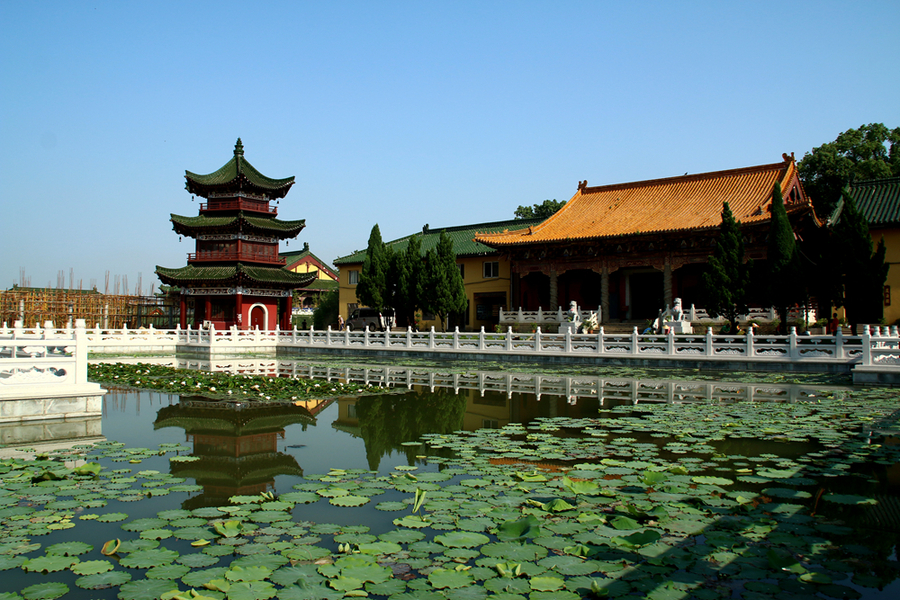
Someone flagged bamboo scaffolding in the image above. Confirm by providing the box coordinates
[0,288,178,328]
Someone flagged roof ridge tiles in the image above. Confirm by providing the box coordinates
[580,161,788,194]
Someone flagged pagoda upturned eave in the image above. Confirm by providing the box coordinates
[155,263,317,290]
[184,138,295,200]
[170,213,306,239]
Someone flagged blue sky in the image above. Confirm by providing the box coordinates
[1,1,897,294]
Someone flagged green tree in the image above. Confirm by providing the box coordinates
[395,234,424,328]
[701,202,750,333]
[356,224,389,310]
[798,123,900,216]
[422,231,467,331]
[514,199,566,219]
[312,289,339,330]
[765,183,803,334]
[835,189,889,333]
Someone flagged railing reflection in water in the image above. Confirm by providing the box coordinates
[104,356,850,407]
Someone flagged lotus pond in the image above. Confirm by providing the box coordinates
[0,358,899,600]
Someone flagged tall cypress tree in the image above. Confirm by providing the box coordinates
[356,224,388,310]
[837,188,889,332]
[765,182,802,334]
[701,202,750,333]
[422,231,466,331]
[396,234,424,328]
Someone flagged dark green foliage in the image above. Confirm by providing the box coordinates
[356,224,389,310]
[422,231,467,331]
[514,199,566,219]
[395,234,424,328]
[765,183,803,333]
[701,202,750,332]
[836,189,889,332]
[312,289,339,330]
[798,123,900,216]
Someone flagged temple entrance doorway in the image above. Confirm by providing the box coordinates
[518,272,550,310]
[626,270,663,321]
[558,269,601,312]
[250,305,267,330]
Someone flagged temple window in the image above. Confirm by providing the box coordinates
[483,262,499,279]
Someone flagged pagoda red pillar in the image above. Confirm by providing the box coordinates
[236,293,244,330]
[179,294,187,329]
[283,295,292,329]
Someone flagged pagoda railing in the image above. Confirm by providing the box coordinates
[187,251,285,265]
[200,199,276,215]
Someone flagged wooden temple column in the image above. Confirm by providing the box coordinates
[663,258,673,309]
[549,270,559,311]
[179,294,187,329]
[600,267,609,324]
[236,292,244,330]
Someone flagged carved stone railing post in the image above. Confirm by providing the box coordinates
[478,327,485,351]
[631,327,640,355]
[506,327,513,352]
[861,325,872,365]
[746,326,755,357]
[706,327,715,356]
[789,327,798,360]
[597,326,605,355]
[429,327,436,350]
[453,327,460,350]
[534,327,541,353]
[74,319,88,386]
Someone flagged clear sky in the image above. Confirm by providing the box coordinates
[1,1,897,294]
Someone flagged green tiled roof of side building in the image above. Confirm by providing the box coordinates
[334,217,545,265]
[830,177,900,227]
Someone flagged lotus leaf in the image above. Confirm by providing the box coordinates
[118,547,179,568]
[70,559,113,575]
[329,494,369,507]
[822,493,877,505]
[20,582,69,600]
[610,529,661,548]
[435,531,491,548]
[22,554,78,572]
[497,515,541,541]
[428,568,474,589]
[45,541,91,556]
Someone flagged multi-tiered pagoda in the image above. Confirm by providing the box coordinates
[156,139,315,330]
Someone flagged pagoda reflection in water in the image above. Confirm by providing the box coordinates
[154,396,330,508]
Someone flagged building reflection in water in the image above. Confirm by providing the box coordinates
[153,396,328,508]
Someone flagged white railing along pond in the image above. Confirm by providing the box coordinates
[3,321,899,368]
[0,319,97,399]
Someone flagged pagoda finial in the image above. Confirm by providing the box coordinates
[234,138,244,156]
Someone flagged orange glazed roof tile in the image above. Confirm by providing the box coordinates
[475,157,811,247]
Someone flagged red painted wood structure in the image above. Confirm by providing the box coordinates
[156,139,315,330]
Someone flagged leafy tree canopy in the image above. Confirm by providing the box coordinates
[514,199,566,219]
[356,224,389,310]
[835,189,889,331]
[798,123,900,216]
[421,231,466,331]
[701,202,750,332]
[765,182,803,333]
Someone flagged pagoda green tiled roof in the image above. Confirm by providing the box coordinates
[155,263,317,288]
[170,213,306,235]
[333,217,545,265]
[839,177,900,227]
[185,138,295,198]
